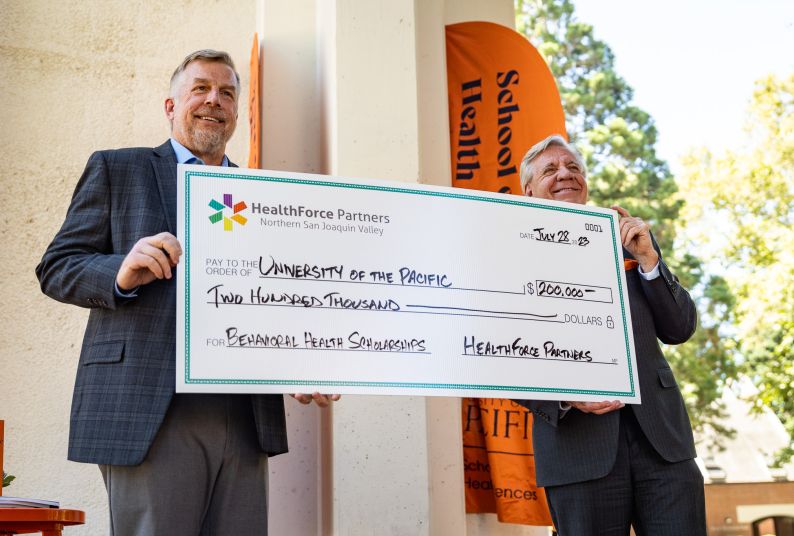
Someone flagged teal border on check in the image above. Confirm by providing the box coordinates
[183,170,635,397]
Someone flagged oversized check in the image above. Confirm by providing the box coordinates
[176,165,640,402]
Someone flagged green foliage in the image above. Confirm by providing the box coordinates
[516,0,737,446]
[2,471,14,488]
[663,268,738,449]
[679,74,794,462]
[516,0,679,249]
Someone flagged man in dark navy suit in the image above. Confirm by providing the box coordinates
[516,135,706,536]
[37,49,337,535]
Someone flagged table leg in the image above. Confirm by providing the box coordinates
[42,523,64,536]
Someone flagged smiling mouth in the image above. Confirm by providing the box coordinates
[553,188,579,194]
[196,115,224,123]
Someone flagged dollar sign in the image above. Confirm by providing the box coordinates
[526,282,534,295]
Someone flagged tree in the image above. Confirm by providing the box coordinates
[515,0,736,446]
[516,0,678,249]
[678,74,794,462]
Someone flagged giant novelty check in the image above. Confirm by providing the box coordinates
[176,165,640,402]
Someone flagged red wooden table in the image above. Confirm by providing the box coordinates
[0,509,85,535]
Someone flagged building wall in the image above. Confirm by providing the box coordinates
[2,0,552,534]
[705,482,794,535]
[0,2,256,533]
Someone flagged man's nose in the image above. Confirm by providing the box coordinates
[204,88,221,106]
[556,165,573,179]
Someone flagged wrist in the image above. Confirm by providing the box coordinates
[116,272,138,293]
[116,279,132,292]
[637,251,659,272]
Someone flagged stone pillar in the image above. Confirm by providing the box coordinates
[319,2,458,534]
[262,1,545,534]
[256,1,329,534]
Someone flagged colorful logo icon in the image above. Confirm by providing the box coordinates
[208,194,248,231]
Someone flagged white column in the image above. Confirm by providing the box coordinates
[258,2,328,535]
[262,1,546,534]
[319,1,462,534]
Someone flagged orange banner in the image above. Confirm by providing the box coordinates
[248,32,261,169]
[462,399,552,525]
[446,21,566,195]
[446,21,564,526]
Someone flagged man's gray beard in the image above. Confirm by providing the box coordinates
[188,127,227,156]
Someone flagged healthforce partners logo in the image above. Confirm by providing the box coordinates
[208,194,248,231]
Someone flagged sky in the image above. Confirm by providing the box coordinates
[571,0,794,174]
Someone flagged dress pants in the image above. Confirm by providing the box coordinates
[544,408,706,536]
[100,394,269,536]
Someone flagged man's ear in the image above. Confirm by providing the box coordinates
[164,98,175,121]
[523,181,533,197]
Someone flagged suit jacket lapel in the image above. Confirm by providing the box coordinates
[152,140,178,234]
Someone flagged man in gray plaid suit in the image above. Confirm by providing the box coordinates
[515,135,706,535]
[37,49,337,535]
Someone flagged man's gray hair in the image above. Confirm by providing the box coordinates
[519,134,587,190]
[169,49,241,97]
